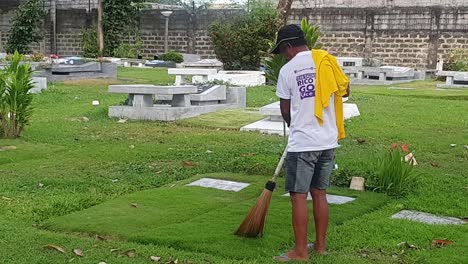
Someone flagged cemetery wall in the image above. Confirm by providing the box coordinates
[1,1,468,68]
[0,6,240,59]
[289,7,468,69]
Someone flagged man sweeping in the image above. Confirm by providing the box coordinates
[271,24,350,262]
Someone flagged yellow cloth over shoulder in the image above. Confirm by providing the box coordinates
[312,49,350,140]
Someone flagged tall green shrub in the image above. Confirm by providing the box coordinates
[444,49,468,72]
[0,51,35,138]
[113,43,142,59]
[81,28,101,58]
[6,0,46,54]
[369,144,416,197]
[209,2,281,70]
[160,51,184,63]
[103,0,145,56]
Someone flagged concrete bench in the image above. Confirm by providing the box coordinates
[437,71,468,86]
[109,85,198,107]
[167,68,218,85]
[355,66,414,81]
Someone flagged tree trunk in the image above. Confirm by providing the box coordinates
[97,0,104,53]
[277,0,294,25]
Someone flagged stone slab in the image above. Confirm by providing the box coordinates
[190,85,226,102]
[379,66,415,78]
[186,178,250,192]
[259,101,281,116]
[168,68,217,76]
[435,88,465,91]
[109,103,243,121]
[46,62,101,73]
[391,210,466,225]
[109,85,198,95]
[388,87,416,90]
[208,71,266,87]
[145,61,176,68]
[240,118,289,135]
[436,84,468,89]
[343,103,360,120]
[35,62,117,82]
[437,71,468,81]
[282,193,356,205]
[354,66,415,81]
[259,101,360,120]
[350,78,416,85]
[242,101,360,135]
[181,59,223,69]
[181,53,201,63]
[30,77,48,94]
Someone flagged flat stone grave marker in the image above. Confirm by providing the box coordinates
[186,178,250,192]
[282,193,355,205]
[388,87,416,90]
[391,210,466,225]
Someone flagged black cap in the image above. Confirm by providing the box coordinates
[271,24,305,54]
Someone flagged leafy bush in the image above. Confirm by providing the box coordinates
[103,0,145,56]
[30,53,44,62]
[444,49,468,72]
[263,18,322,85]
[6,0,46,54]
[263,53,287,85]
[113,43,142,59]
[81,28,102,58]
[0,51,35,138]
[160,51,184,63]
[209,2,281,70]
[368,144,416,197]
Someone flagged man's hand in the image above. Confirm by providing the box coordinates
[280,98,291,127]
[343,84,351,98]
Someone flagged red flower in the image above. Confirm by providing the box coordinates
[49,54,59,59]
[391,143,398,150]
[401,144,409,153]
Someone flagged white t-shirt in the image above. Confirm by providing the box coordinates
[276,51,339,152]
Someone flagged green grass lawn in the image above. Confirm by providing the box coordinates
[0,68,467,263]
[45,173,389,261]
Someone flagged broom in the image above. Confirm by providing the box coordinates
[234,146,288,237]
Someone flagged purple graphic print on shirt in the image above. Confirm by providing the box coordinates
[296,72,316,100]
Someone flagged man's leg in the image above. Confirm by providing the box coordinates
[309,148,335,255]
[288,192,309,259]
[311,188,329,254]
[275,152,313,261]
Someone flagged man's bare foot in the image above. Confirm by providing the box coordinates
[274,251,308,262]
[308,242,327,255]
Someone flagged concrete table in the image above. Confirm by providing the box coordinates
[109,85,198,107]
[168,68,218,85]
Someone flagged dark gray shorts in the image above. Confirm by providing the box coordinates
[285,149,336,193]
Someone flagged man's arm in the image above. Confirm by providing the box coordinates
[280,98,291,127]
[343,84,351,98]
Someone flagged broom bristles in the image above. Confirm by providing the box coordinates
[234,188,273,237]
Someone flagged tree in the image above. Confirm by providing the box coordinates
[6,0,46,54]
[209,1,281,70]
[102,0,146,56]
[276,0,294,25]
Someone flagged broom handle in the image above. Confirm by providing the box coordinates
[272,146,288,182]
